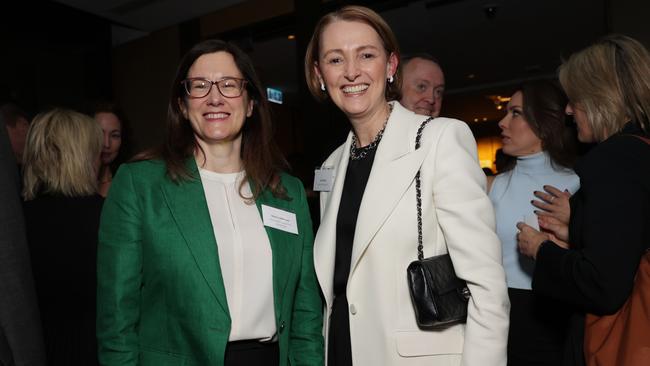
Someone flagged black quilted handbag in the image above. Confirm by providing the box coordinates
[406,117,471,329]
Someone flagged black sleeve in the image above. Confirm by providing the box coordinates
[0,118,47,365]
[533,138,649,315]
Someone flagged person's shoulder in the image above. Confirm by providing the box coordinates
[117,159,167,179]
[582,133,648,168]
[418,116,474,147]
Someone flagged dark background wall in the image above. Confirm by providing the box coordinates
[1,2,113,116]
[3,0,650,185]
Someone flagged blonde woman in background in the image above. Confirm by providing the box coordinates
[22,108,103,365]
[517,35,650,366]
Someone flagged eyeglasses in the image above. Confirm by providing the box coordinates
[181,77,248,99]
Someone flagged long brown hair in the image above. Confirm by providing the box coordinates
[150,39,287,199]
[500,81,577,172]
[521,81,577,169]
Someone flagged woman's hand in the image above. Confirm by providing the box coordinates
[516,222,568,259]
[537,215,570,242]
[532,185,571,225]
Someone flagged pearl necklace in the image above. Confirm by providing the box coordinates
[349,104,393,161]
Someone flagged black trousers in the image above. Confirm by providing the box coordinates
[507,288,569,366]
[224,340,279,366]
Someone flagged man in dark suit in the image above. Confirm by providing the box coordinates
[0,115,46,366]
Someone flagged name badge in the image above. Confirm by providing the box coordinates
[262,205,298,235]
[314,166,335,192]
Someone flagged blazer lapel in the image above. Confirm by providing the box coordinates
[314,134,352,307]
[349,103,430,273]
[254,188,300,317]
[160,159,229,315]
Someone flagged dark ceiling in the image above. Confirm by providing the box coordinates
[4,0,625,130]
[244,0,607,124]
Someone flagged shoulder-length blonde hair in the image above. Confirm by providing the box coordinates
[304,5,402,102]
[559,34,650,141]
[22,108,103,200]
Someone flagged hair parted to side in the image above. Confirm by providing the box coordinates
[22,108,102,200]
[304,5,402,102]
[146,39,287,200]
[517,80,577,171]
[559,34,650,141]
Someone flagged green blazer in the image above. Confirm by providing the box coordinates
[97,159,323,366]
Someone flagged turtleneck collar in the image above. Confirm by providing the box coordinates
[515,151,552,174]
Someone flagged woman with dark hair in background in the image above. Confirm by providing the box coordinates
[92,101,127,197]
[97,39,323,366]
[306,5,509,365]
[487,81,579,365]
[517,35,650,366]
[22,108,104,365]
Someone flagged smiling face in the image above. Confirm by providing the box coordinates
[181,51,253,151]
[400,58,445,117]
[498,91,543,157]
[96,112,122,165]
[315,20,397,122]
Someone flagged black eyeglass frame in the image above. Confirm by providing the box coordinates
[181,77,249,99]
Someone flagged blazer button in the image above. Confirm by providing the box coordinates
[349,304,357,315]
[279,320,286,333]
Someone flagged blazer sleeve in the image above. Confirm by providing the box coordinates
[0,118,47,366]
[288,180,325,366]
[97,164,143,366]
[533,138,649,315]
[429,120,510,366]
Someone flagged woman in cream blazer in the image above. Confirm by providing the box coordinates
[305,6,509,365]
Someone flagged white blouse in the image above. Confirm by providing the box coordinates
[199,168,276,341]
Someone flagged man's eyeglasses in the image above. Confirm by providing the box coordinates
[181,77,248,99]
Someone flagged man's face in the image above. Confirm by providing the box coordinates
[400,58,445,117]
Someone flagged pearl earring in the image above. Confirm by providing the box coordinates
[388,75,394,84]
[320,82,326,91]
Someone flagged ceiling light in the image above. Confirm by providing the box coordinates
[487,95,511,111]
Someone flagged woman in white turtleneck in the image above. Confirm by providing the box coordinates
[487,81,580,366]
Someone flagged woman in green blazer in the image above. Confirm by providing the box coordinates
[97,40,323,366]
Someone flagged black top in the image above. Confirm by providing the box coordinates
[328,148,377,366]
[23,193,104,366]
[533,122,650,366]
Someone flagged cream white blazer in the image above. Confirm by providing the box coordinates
[314,102,509,366]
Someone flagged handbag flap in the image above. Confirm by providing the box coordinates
[419,254,466,295]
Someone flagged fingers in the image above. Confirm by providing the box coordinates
[515,221,528,231]
[531,199,553,212]
[515,222,548,259]
[543,185,569,198]
[538,216,569,242]
[548,234,570,249]
[533,190,555,205]
[533,209,553,217]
